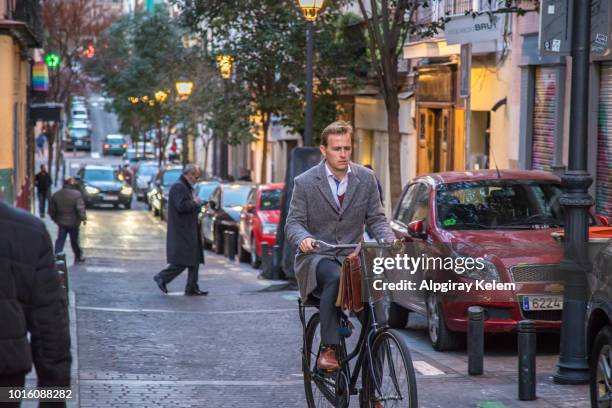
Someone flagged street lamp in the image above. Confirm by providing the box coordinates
[175,81,194,98]
[216,55,234,80]
[175,80,195,165]
[297,0,324,146]
[554,0,593,385]
[216,55,233,180]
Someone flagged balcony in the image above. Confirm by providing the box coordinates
[0,0,42,47]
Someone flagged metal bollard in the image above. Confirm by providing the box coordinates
[224,230,236,261]
[271,244,282,280]
[260,243,272,279]
[467,306,484,375]
[518,320,536,401]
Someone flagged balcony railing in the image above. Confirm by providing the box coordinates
[445,0,473,15]
[10,0,42,42]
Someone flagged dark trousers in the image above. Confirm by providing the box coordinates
[314,258,342,345]
[55,226,82,259]
[38,190,49,216]
[157,264,199,293]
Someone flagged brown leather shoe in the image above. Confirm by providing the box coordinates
[316,348,339,371]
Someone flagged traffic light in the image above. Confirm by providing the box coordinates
[45,53,60,68]
[83,44,95,59]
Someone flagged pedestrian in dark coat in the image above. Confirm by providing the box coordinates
[154,164,207,296]
[49,177,86,262]
[35,164,53,217]
[0,201,71,403]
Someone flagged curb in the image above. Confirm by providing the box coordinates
[68,290,79,408]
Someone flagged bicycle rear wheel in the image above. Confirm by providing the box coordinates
[362,329,418,407]
[304,313,336,407]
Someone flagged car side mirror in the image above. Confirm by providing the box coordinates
[596,214,610,226]
[74,176,81,182]
[408,220,427,239]
[209,201,217,210]
[246,204,255,214]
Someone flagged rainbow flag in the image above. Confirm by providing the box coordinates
[32,61,48,92]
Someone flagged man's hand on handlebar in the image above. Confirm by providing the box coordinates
[299,237,317,253]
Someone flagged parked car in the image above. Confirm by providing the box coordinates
[75,165,133,209]
[103,134,128,156]
[201,183,253,254]
[238,183,283,267]
[588,238,612,407]
[147,165,182,220]
[133,161,159,202]
[65,125,91,151]
[123,146,156,168]
[385,170,603,351]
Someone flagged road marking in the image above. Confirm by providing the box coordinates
[77,305,296,316]
[413,361,445,376]
[80,379,303,386]
[91,152,100,159]
[477,402,508,408]
[282,294,300,302]
[85,267,128,273]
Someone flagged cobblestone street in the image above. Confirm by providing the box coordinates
[44,205,591,408]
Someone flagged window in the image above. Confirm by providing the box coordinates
[435,180,570,230]
[395,184,422,225]
[84,169,117,182]
[222,187,251,207]
[260,189,282,211]
[410,185,430,223]
[162,170,181,186]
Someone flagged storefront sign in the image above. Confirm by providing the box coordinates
[445,14,503,45]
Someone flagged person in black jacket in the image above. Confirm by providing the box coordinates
[35,164,53,217]
[153,164,208,296]
[0,201,71,406]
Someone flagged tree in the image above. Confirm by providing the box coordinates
[178,0,368,181]
[41,0,117,173]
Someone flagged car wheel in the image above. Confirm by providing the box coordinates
[591,326,612,407]
[250,236,261,269]
[237,235,250,263]
[213,227,224,255]
[426,293,463,351]
[388,301,410,329]
[153,205,159,216]
[124,201,132,210]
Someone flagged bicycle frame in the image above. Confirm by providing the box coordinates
[299,240,398,403]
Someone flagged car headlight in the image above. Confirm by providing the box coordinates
[262,222,277,235]
[121,186,133,195]
[459,259,500,282]
[85,186,100,195]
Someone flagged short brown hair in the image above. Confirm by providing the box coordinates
[320,120,353,146]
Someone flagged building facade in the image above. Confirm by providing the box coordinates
[0,0,41,209]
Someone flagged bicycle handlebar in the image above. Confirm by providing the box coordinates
[313,239,403,251]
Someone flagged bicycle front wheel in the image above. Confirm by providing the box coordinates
[304,313,336,407]
[363,329,418,407]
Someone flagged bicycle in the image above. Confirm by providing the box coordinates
[298,240,418,407]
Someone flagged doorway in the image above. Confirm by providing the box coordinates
[417,107,453,175]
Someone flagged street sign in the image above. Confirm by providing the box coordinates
[539,0,612,56]
[445,13,504,45]
[539,0,573,55]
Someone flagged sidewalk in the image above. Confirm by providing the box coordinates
[23,214,80,408]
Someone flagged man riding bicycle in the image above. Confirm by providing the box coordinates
[285,120,395,371]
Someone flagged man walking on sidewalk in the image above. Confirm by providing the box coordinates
[154,164,208,296]
[0,201,71,407]
[49,177,87,263]
[35,164,52,217]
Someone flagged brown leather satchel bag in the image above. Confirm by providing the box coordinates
[335,245,364,313]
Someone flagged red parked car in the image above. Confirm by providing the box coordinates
[238,183,284,268]
[385,170,604,351]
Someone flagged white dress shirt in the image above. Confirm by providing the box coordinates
[324,161,351,208]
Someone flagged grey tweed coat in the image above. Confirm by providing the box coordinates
[285,160,395,301]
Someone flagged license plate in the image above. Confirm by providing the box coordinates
[522,295,563,311]
[103,195,118,201]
